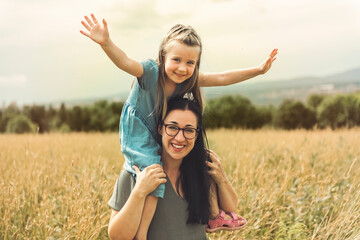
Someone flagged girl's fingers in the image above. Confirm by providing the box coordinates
[81,21,91,31]
[103,18,108,29]
[84,15,94,27]
[91,13,98,24]
[272,49,278,57]
[79,30,90,38]
[270,49,277,57]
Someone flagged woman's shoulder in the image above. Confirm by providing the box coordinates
[108,170,136,211]
[117,170,135,185]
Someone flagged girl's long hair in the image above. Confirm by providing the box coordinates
[159,97,210,224]
[155,24,204,121]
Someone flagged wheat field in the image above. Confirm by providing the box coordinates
[1,129,360,239]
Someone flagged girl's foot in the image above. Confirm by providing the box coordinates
[206,210,247,233]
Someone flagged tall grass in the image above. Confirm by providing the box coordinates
[1,129,359,239]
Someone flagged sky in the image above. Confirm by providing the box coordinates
[1,0,360,105]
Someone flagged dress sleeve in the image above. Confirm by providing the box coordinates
[108,170,136,211]
[136,59,159,90]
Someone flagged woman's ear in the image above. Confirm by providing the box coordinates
[158,125,163,135]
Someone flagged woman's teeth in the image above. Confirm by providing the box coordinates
[172,143,184,149]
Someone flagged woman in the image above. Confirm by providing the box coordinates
[108,98,245,240]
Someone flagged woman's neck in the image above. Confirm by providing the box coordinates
[162,156,183,197]
[162,155,182,177]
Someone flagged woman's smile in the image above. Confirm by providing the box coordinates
[171,143,185,151]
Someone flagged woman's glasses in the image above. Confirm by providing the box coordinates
[163,123,199,140]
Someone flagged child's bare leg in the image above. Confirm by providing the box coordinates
[209,178,220,219]
[134,195,158,240]
[209,178,232,220]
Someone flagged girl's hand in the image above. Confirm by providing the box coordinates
[206,150,227,185]
[258,48,278,74]
[132,164,167,197]
[80,13,110,46]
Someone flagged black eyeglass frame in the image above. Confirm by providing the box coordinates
[162,123,200,140]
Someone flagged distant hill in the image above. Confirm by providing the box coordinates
[51,66,360,107]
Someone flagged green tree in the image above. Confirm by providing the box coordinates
[276,99,316,130]
[23,105,49,133]
[107,101,124,131]
[249,105,273,129]
[0,102,21,133]
[318,94,360,129]
[318,95,347,129]
[88,100,113,131]
[307,94,327,111]
[59,103,67,127]
[68,106,84,131]
[204,95,260,129]
[6,115,36,133]
[344,94,360,127]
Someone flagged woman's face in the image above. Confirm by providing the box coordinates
[160,109,198,162]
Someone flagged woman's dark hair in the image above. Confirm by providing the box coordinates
[159,97,210,224]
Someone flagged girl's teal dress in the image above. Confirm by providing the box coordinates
[120,59,185,198]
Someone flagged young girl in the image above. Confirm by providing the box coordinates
[80,13,277,238]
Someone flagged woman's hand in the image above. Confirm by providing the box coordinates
[80,13,110,46]
[133,164,167,197]
[258,48,278,74]
[206,150,228,185]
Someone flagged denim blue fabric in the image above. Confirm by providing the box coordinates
[119,59,185,198]
[120,59,163,197]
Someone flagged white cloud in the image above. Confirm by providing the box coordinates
[0,75,28,87]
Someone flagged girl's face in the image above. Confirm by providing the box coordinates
[164,41,200,85]
[159,109,198,163]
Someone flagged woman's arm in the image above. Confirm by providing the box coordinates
[108,165,166,240]
[206,150,238,212]
[80,14,143,77]
[199,49,278,87]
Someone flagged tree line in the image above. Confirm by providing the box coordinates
[1,92,360,134]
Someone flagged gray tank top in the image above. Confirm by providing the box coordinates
[108,170,207,240]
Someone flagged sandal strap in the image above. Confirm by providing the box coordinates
[219,210,226,219]
[229,212,238,221]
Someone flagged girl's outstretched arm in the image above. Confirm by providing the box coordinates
[80,13,143,78]
[199,49,278,87]
[206,150,238,212]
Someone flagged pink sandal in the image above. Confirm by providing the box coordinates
[206,210,247,233]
